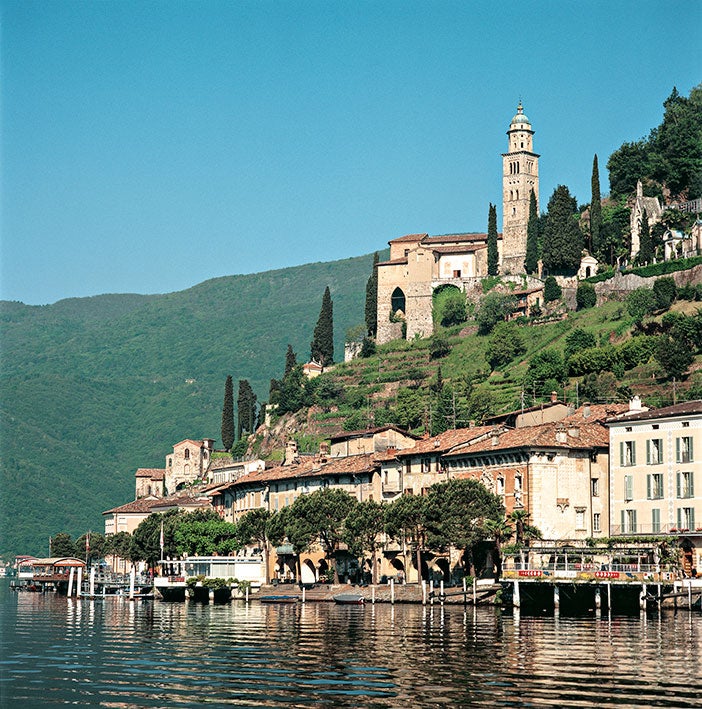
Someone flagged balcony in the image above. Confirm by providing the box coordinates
[610,524,702,536]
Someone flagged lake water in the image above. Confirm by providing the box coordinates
[1,580,700,708]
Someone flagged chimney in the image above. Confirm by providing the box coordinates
[555,424,567,444]
[491,427,501,447]
[568,424,580,439]
[550,391,558,404]
[629,395,642,413]
[284,439,298,466]
[583,402,591,419]
[319,441,329,463]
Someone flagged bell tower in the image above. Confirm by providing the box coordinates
[501,102,539,273]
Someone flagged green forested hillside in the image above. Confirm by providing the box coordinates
[0,254,379,557]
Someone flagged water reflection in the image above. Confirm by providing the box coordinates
[2,583,701,707]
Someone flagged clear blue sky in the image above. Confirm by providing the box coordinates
[1,1,700,305]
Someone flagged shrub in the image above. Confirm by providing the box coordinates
[433,287,467,327]
[653,277,677,310]
[564,328,597,361]
[567,345,616,376]
[429,333,451,359]
[476,292,516,335]
[543,276,562,303]
[654,334,695,380]
[616,335,658,369]
[576,282,597,310]
[524,349,567,392]
[626,287,658,323]
[485,321,526,371]
[360,337,376,358]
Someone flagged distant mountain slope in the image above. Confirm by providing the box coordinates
[0,253,380,557]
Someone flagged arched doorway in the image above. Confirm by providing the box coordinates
[432,283,466,328]
[301,559,317,585]
[434,557,451,583]
[391,287,406,316]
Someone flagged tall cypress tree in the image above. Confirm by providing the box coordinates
[487,203,499,276]
[237,379,257,439]
[590,154,602,255]
[637,210,653,265]
[542,185,583,273]
[221,375,235,452]
[284,344,297,377]
[311,286,334,366]
[524,189,539,274]
[364,252,379,337]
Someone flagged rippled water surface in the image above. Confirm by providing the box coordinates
[1,582,700,708]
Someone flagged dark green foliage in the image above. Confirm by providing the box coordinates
[342,500,385,584]
[607,141,650,199]
[653,277,677,310]
[277,364,307,415]
[384,493,428,583]
[589,155,602,255]
[542,185,583,273]
[576,282,597,310]
[567,345,617,376]
[360,336,376,358]
[654,335,695,380]
[285,345,297,377]
[433,286,467,327]
[311,286,334,366]
[487,203,499,276]
[564,328,597,362]
[221,375,235,451]
[597,200,631,266]
[395,387,425,430]
[50,532,76,558]
[486,321,526,371]
[524,350,567,394]
[626,287,658,323]
[579,372,619,404]
[662,312,702,352]
[465,388,494,425]
[313,377,345,409]
[174,515,239,556]
[237,379,257,439]
[429,333,451,359]
[365,252,379,337]
[476,292,516,334]
[637,210,654,265]
[616,335,658,370]
[107,531,134,560]
[543,276,562,303]
[524,190,539,274]
[624,255,702,279]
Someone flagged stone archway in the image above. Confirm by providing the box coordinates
[391,287,406,316]
[432,283,466,328]
[301,559,317,585]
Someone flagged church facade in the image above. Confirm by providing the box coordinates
[376,104,540,344]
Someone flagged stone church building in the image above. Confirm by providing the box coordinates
[376,103,540,344]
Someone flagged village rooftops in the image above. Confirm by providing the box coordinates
[134,468,165,480]
[605,399,702,424]
[392,426,497,457]
[103,497,164,515]
[329,425,419,444]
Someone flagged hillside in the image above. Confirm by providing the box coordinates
[0,254,380,557]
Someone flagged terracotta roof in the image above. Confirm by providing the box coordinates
[566,403,629,424]
[330,425,416,443]
[512,287,544,296]
[173,439,207,448]
[606,399,702,424]
[135,468,165,479]
[432,245,486,255]
[485,400,569,424]
[151,496,210,510]
[388,233,428,243]
[377,258,409,267]
[423,233,490,244]
[103,497,162,515]
[395,427,496,456]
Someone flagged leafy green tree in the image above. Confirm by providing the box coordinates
[343,500,386,585]
[542,185,583,273]
[589,155,602,255]
[221,375,235,452]
[487,203,499,276]
[508,509,541,547]
[626,287,658,324]
[598,200,631,265]
[637,210,653,265]
[424,479,504,577]
[106,531,134,564]
[236,508,272,584]
[483,518,513,580]
[174,516,239,557]
[365,252,379,337]
[576,282,597,310]
[485,321,526,371]
[385,493,428,584]
[311,286,334,366]
[476,292,516,335]
[617,335,658,369]
[579,371,619,404]
[564,328,597,361]
[278,364,307,415]
[654,334,695,380]
[429,333,451,359]
[285,344,297,377]
[543,276,562,303]
[360,336,376,358]
[395,387,424,430]
[607,140,650,199]
[433,287,467,327]
[237,379,257,439]
[466,388,494,425]
[662,311,702,352]
[567,345,617,376]
[524,190,539,274]
[75,532,106,565]
[524,349,567,395]
[653,277,677,310]
[50,532,76,558]
[131,510,180,570]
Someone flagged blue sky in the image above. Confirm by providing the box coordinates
[1,1,700,305]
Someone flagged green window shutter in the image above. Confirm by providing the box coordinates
[677,472,681,498]
[631,442,636,465]
[652,509,660,533]
[691,508,696,530]
[646,440,651,465]
[646,474,651,499]
[676,437,680,463]
[620,510,625,533]
[677,508,682,529]
[690,438,694,462]
[632,510,637,532]
[625,475,633,500]
[620,441,624,466]
[690,472,695,497]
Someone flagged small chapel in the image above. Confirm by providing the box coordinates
[375,103,541,344]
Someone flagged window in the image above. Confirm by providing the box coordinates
[647,473,664,499]
[404,460,411,475]
[651,509,660,533]
[184,448,190,460]
[620,441,636,466]
[677,507,695,531]
[421,458,431,473]
[593,513,601,533]
[676,436,694,463]
[591,478,599,497]
[646,439,663,465]
[624,475,633,501]
[404,488,413,496]
[621,509,638,534]
[497,477,505,495]
[575,509,585,530]
[677,471,694,498]
[453,270,461,278]
[514,474,522,491]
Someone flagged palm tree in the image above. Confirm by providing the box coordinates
[484,518,513,581]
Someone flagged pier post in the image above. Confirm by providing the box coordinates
[513,580,521,608]
[430,580,435,606]
[554,584,560,609]
[595,586,601,609]
[129,566,135,600]
[440,580,444,605]
[473,577,477,606]
[607,581,611,611]
[462,577,467,605]
[67,567,75,598]
[390,578,395,605]
[640,583,647,611]
[77,567,83,597]
[245,585,249,604]
[89,566,96,598]
[302,586,306,604]
[371,585,375,604]
[688,579,692,610]
[421,580,426,605]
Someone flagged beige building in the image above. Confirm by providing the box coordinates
[165,438,214,493]
[607,399,702,577]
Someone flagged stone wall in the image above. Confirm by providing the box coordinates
[593,264,702,305]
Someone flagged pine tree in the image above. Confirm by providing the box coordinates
[487,203,499,276]
[284,344,297,377]
[524,189,539,274]
[542,185,583,273]
[364,252,379,337]
[637,210,653,265]
[237,379,257,440]
[590,154,602,255]
[221,375,235,452]
[310,286,334,366]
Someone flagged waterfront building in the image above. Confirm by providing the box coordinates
[606,399,702,576]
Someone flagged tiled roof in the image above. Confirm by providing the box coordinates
[388,233,428,243]
[431,245,486,255]
[330,425,416,442]
[512,287,544,296]
[606,399,702,424]
[135,468,165,479]
[396,427,496,456]
[566,403,629,424]
[377,258,409,267]
[103,497,162,515]
[173,439,206,448]
[423,233,490,244]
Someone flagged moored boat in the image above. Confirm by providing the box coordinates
[258,594,299,604]
[333,593,365,605]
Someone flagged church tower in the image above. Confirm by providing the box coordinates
[501,102,539,273]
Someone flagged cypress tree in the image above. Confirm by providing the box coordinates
[364,252,379,337]
[524,189,539,274]
[542,185,583,273]
[637,210,653,265]
[284,344,297,377]
[487,203,499,276]
[311,286,334,366]
[590,154,602,255]
[237,379,257,439]
[221,375,235,452]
